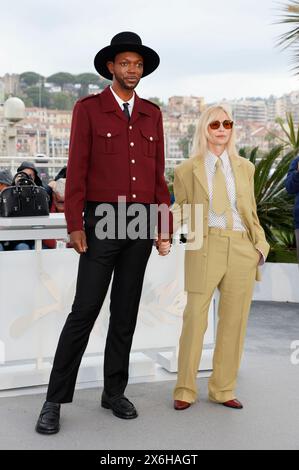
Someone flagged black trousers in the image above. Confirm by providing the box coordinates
[46,202,154,403]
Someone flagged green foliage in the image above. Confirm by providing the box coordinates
[47,72,75,91]
[166,168,174,194]
[25,86,51,108]
[50,92,76,110]
[275,113,299,152]
[178,137,191,159]
[276,1,299,73]
[76,73,100,97]
[239,146,296,255]
[20,71,43,87]
[18,70,109,106]
[75,73,101,85]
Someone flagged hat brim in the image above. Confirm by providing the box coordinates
[94,44,160,80]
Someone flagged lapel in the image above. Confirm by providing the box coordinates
[192,153,245,206]
[100,86,128,123]
[229,154,245,210]
[129,93,151,125]
[230,154,253,237]
[99,87,151,125]
[192,156,209,198]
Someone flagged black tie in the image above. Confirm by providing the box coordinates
[122,102,130,120]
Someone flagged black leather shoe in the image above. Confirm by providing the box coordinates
[101,391,138,419]
[35,401,61,434]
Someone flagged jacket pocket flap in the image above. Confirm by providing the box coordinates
[97,128,120,137]
[140,129,158,141]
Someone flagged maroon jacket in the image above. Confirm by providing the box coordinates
[65,86,173,235]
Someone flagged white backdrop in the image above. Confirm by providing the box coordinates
[0,244,216,389]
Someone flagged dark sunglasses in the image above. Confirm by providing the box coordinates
[209,120,234,130]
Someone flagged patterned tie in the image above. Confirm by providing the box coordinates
[122,102,130,120]
[212,159,233,229]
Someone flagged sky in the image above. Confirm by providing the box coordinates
[2,0,299,102]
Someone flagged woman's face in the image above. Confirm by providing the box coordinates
[207,110,233,147]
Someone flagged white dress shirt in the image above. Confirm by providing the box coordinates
[204,149,265,264]
[110,86,135,116]
[205,149,246,231]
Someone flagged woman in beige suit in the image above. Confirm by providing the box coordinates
[172,104,270,410]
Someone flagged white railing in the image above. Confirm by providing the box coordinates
[0,156,186,179]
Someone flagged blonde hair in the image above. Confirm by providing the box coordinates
[190,104,238,159]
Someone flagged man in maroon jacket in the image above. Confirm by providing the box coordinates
[36,31,172,434]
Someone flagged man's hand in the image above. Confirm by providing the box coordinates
[70,230,88,254]
[155,235,171,256]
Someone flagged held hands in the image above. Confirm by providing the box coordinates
[155,234,172,256]
[70,230,88,254]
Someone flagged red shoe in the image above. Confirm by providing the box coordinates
[174,400,191,410]
[222,398,243,409]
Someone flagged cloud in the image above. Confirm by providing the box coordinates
[0,0,297,100]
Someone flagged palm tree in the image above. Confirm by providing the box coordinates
[239,146,295,249]
[274,113,299,152]
[277,1,299,73]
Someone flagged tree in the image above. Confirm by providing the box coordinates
[239,145,295,248]
[20,71,42,87]
[76,73,102,97]
[277,1,299,73]
[25,86,51,108]
[178,137,190,159]
[47,72,75,91]
[178,125,196,158]
[275,113,299,152]
[49,92,75,110]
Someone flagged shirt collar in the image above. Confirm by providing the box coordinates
[206,149,230,171]
[109,86,135,114]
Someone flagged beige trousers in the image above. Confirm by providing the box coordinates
[173,227,259,403]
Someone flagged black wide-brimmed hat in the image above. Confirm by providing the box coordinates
[94,31,160,80]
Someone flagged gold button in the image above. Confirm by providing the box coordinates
[203,253,207,257]
[129,125,133,130]
[149,136,153,141]
[107,132,111,138]
[132,177,136,181]
[130,142,134,147]
[131,159,135,164]
[132,194,136,198]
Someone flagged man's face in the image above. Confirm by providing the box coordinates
[107,51,144,90]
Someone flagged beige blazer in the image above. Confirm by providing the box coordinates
[172,154,270,293]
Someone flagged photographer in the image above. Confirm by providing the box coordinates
[6,163,52,250]
[15,161,52,207]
